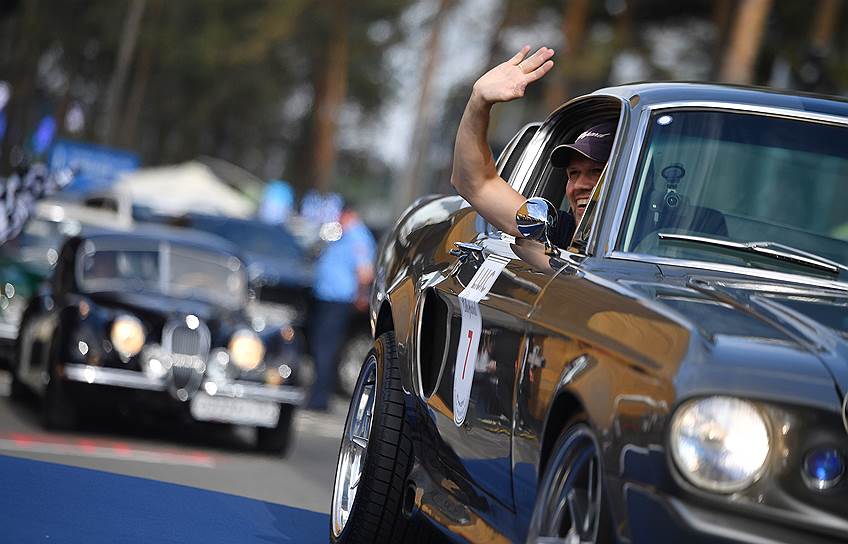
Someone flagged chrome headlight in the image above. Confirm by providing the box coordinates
[670,396,770,493]
[111,315,145,358]
[228,329,264,371]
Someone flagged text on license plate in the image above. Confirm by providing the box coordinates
[190,393,280,428]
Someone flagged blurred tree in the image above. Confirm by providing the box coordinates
[719,0,773,84]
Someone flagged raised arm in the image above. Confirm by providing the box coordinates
[450,46,554,237]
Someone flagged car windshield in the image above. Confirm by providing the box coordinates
[620,109,848,279]
[190,217,304,260]
[77,240,246,306]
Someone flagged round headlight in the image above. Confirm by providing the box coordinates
[111,315,145,358]
[670,396,770,493]
[228,330,264,371]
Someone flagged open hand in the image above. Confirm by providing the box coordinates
[472,46,555,106]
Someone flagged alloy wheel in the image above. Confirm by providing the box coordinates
[331,354,377,537]
[536,427,604,544]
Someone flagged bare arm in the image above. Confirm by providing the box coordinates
[450,46,554,236]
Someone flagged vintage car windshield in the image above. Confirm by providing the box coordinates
[620,109,848,279]
[78,241,246,306]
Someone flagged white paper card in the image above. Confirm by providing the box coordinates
[453,255,509,426]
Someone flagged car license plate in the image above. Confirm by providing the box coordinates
[190,393,280,428]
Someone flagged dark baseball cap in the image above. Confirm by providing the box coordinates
[550,122,615,168]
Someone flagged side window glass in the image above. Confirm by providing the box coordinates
[496,122,540,185]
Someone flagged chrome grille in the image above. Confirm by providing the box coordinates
[162,319,211,358]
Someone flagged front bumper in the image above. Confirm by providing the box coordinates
[625,483,847,544]
[62,363,306,405]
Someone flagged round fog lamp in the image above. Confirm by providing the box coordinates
[803,449,844,490]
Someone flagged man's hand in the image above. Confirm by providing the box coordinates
[471,46,555,106]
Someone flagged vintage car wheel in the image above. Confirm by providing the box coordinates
[42,367,79,430]
[528,420,613,544]
[331,332,414,543]
[256,404,295,456]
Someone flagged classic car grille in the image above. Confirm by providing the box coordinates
[161,318,211,401]
[162,319,211,358]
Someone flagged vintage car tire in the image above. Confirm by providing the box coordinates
[42,369,79,430]
[256,404,295,456]
[527,419,613,544]
[330,331,417,543]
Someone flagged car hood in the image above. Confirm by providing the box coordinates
[626,270,848,399]
[244,253,313,288]
[86,290,240,324]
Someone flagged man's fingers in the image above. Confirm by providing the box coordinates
[525,60,554,83]
[520,47,554,72]
[508,45,531,65]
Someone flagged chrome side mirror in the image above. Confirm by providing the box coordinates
[516,197,558,253]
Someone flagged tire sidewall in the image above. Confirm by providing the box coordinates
[331,332,398,543]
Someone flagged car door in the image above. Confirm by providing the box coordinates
[422,122,555,509]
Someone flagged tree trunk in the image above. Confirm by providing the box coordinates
[718,0,773,84]
[97,0,146,146]
[1,0,40,174]
[811,0,841,50]
[543,0,590,112]
[122,0,161,150]
[308,0,350,194]
[393,0,454,215]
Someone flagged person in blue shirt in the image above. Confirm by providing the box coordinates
[307,205,376,411]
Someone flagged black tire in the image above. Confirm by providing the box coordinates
[527,418,613,543]
[42,371,78,430]
[256,404,295,457]
[330,331,418,543]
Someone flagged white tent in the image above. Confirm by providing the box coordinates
[112,161,257,218]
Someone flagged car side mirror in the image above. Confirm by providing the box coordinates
[516,197,558,254]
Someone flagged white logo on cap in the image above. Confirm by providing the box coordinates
[576,130,610,141]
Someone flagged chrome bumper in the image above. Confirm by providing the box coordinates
[62,364,306,405]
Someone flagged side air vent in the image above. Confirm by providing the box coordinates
[418,288,450,398]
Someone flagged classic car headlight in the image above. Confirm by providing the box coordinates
[228,329,264,371]
[111,315,145,358]
[670,396,770,493]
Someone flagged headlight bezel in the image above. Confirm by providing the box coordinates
[228,329,265,371]
[669,395,772,494]
[110,314,146,358]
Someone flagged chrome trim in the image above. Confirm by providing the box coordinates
[604,106,652,257]
[607,100,848,255]
[64,364,167,391]
[415,286,451,400]
[584,99,630,256]
[645,100,848,127]
[63,363,305,404]
[608,250,848,292]
[207,380,305,405]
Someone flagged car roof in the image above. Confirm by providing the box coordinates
[75,223,241,256]
[590,82,848,118]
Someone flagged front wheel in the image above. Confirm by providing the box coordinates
[330,332,414,543]
[527,420,613,544]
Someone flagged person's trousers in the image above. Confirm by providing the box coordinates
[307,299,352,410]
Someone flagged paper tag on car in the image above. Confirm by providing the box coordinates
[453,254,509,426]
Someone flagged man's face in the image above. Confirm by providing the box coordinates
[565,156,605,224]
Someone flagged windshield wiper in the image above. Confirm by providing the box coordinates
[657,233,848,276]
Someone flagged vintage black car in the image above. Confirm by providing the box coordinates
[12,227,305,455]
[331,83,848,543]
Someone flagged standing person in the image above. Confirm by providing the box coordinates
[1,162,73,245]
[306,205,376,411]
